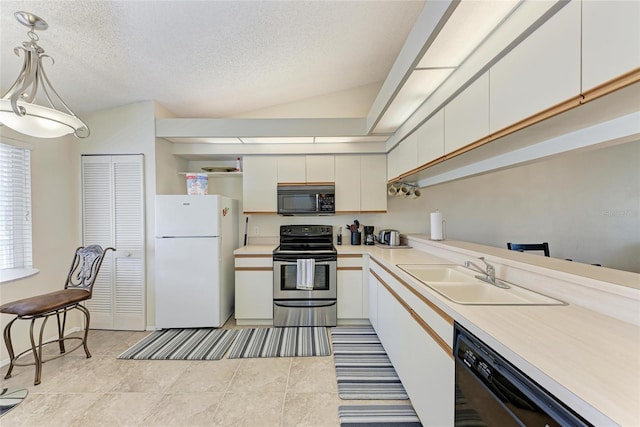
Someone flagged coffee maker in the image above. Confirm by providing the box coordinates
[364,226,375,245]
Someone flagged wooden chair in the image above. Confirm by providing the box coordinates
[507,242,550,257]
[0,245,114,385]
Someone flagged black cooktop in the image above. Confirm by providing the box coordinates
[274,225,335,254]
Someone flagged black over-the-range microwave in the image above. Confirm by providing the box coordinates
[277,184,335,215]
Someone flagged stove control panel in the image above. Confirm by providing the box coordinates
[280,225,333,236]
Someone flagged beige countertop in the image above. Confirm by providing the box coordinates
[233,245,277,255]
[234,239,640,426]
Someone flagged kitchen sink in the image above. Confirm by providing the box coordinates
[396,264,566,306]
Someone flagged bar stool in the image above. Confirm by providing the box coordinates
[0,245,114,385]
[507,242,550,257]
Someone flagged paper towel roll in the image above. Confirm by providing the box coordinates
[430,211,443,240]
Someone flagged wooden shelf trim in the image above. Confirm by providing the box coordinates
[337,266,362,271]
[235,254,273,258]
[373,269,453,359]
[235,267,273,272]
[388,69,640,183]
[277,182,335,186]
[338,254,363,258]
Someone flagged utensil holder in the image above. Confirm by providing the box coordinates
[351,231,362,245]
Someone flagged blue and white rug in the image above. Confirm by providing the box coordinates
[338,404,422,426]
[331,326,409,400]
[118,328,238,360]
[227,327,331,358]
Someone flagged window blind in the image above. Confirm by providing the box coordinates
[0,141,32,270]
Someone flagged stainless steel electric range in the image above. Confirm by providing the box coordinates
[272,225,337,327]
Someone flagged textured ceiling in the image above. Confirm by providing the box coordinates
[0,1,425,119]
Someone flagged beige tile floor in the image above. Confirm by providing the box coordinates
[0,321,406,427]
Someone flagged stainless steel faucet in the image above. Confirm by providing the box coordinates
[464,257,510,289]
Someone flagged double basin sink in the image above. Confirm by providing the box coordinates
[396,264,565,306]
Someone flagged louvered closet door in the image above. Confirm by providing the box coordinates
[81,155,145,330]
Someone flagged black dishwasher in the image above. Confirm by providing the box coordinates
[454,323,592,427]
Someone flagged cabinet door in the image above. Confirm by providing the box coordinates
[490,1,580,132]
[417,109,445,165]
[445,72,489,153]
[243,156,277,212]
[360,155,387,212]
[235,255,273,324]
[235,270,273,321]
[337,270,364,319]
[387,147,401,181]
[368,271,379,331]
[335,156,361,212]
[377,281,454,426]
[306,155,335,183]
[277,156,306,183]
[389,133,419,181]
[582,0,640,92]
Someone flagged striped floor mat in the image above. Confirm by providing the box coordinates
[118,328,238,360]
[331,326,409,400]
[227,327,331,358]
[339,405,422,426]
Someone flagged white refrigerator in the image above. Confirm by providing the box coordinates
[155,195,238,328]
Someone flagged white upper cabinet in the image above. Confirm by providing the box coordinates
[582,0,640,92]
[335,155,386,212]
[490,1,581,133]
[387,132,418,181]
[417,109,445,165]
[244,154,383,213]
[387,147,400,182]
[277,156,306,183]
[243,156,278,212]
[305,155,335,183]
[445,72,489,154]
[335,155,361,212]
[360,155,387,212]
[277,155,335,183]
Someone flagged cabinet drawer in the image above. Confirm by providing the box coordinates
[338,254,364,268]
[235,255,273,269]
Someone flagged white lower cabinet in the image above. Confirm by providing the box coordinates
[368,271,380,331]
[234,255,273,325]
[337,254,367,322]
[370,260,454,426]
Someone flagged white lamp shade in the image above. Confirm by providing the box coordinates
[0,99,87,138]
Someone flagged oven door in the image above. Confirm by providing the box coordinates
[273,256,337,300]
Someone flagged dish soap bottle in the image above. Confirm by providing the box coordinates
[235,157,241,172]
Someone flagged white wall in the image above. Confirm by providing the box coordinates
[384,140,640,272]
[231,81,382,118]
[74,101,158,328]
[0,130,79,365]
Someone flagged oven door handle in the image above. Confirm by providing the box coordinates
[274,300,337,308]
[273,256,336,263]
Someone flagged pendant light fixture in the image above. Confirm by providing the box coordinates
[0,11,89,138]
